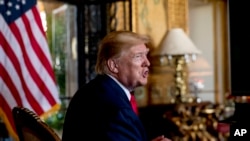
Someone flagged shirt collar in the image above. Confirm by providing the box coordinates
[107,74,131,100]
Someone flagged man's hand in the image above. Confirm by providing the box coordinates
[151,135,172,141]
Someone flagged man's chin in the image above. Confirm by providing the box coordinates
[139,80,148,86]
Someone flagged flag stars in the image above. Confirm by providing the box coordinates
[22,0,26,5]
[7,2,13,7]
[6,10,11,16]
[15,4,20,10]
[0,0,35,21]
[0,0,4,5]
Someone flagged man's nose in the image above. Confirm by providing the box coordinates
[144,57,150,67]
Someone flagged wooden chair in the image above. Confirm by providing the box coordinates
[12,106,61,141]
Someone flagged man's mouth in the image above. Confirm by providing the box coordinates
[142,70,149,78]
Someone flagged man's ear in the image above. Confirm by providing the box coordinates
[107,59,118,73]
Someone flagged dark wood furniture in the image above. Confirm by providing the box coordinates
[12,106,61,141]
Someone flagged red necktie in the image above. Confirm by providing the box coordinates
[130,92,138,115]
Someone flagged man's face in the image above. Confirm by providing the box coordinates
[115,43,150,90]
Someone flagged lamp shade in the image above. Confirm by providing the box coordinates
[152,28,201,56]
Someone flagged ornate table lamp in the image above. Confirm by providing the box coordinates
[152,28,201,103]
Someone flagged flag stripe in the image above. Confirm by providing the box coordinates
[3,12,54,114]
[0,29,43,114]
[0,64,21,106]
[26,12,59,98]
[0,8,57,115]
[0,78,18,109]
[0,1,61,139]
[27,9,54,69]
[32,6,47,42]
[21,11,58,106]
[14,18,56,109]
[0,35,26,107]
[0,44,33,110]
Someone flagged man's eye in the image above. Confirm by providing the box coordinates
[135,54,142,58]
[134,53,144,58]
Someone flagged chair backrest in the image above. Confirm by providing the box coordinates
[12,106,61,141]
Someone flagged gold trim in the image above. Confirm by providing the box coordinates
[0,108,19,141]
[212,0,228,103]
[132,0,138,32]
[220,1,229,103]
[213,1,219,103]
[40,103,61,120]
[167,0,188,32]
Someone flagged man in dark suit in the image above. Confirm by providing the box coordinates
[62,31,171,141]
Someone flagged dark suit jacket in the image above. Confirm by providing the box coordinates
[62,74,147,141]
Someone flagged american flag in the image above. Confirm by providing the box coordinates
[0,0,61,140]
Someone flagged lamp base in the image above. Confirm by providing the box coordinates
[175,93,201,103]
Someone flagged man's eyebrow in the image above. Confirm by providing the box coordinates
[137,48,150,53]
[134,51,148,55]
[131,48,150,56]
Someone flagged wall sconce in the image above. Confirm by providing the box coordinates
[151,28,201,103]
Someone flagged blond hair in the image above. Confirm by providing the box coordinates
[95,31,150,74]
